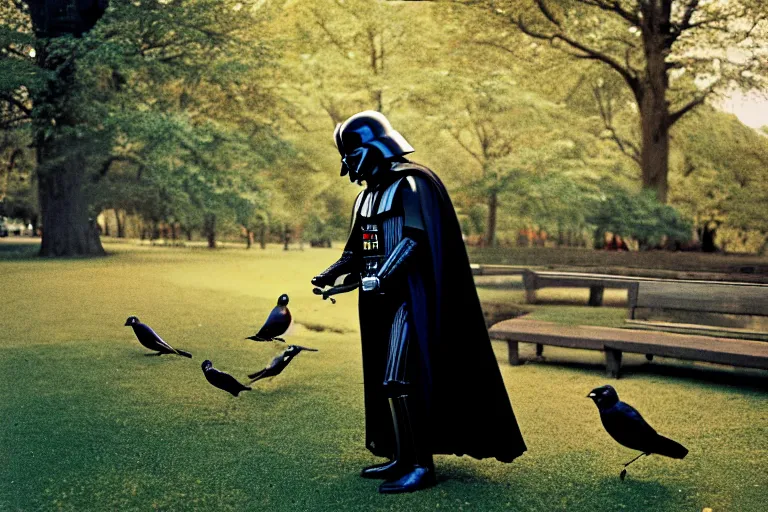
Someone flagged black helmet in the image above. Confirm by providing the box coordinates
[334,111,414,183]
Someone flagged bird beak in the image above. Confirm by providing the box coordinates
[124,321,130,326]
[587,392,596,398]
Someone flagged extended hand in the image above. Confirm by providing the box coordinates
[311,274,332,287]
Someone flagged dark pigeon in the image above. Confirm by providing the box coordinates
[202,360,252,397]
[588,385,688,480]
[124,316,192,358]
[247,345,318,384]
[247,294,292,342]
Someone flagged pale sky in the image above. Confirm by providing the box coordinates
[718,90,768,130]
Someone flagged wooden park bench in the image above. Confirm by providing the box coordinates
[471,264,528,276]
[489,279,768,378]
[521,269,657,306]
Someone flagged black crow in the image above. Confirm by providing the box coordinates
[201,360,252,397]
[247,294,291,342]
[588,385,688,480]
[247,345,318,384]
[124,316,192,358]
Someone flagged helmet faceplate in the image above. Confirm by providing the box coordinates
[334,111,414,182]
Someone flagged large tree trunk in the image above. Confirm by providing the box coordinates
[639,92,670,203]
[115,209,125,238]
[37,148,104,257]
[259,225,266,249]
[204,213,216,248]
[700,223,719,253]
[485,191,498,247]
[28,4,108,257]
[101,210,110,236]
[638,7,672,203]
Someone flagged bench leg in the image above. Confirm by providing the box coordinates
[645,354,654,362]
[605,348,623,378]
[507,341,522,365]
[525,288,536,304]
[588,286,604,307]
[535,343,544,357]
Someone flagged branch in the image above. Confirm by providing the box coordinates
[448,128,483,166]
[668,90,711,127]
[7,148,22,173]
[0,114,29,128]
[576,0,641,26]
[474,40,520,57]
[679,0,700,30]
[535,0,562,28]
[1,45,30,60]
[593,86,640,163]
[96,155,139,180]
[0,93,31,117]
[281,105,311,132]
[515,16,639,95]
[312,10,352,59]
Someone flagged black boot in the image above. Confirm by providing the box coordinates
[378,396,436,494]
[361,398,411,480]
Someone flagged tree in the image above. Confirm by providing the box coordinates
[587,185,692,249]
[465,0,768,203]
[671,106,768,251]
[2,0,284,256]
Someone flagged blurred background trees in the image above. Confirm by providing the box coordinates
[1,0,766,255]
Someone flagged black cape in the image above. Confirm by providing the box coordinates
[357,162,526,463]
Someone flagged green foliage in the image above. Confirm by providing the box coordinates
[671,106,768,238]
[587,186,693,249]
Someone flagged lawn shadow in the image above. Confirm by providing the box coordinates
[574,475,678,512]
[0,239,40,259]
[503,349,768,391]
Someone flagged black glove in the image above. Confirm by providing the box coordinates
[312,251,355,287]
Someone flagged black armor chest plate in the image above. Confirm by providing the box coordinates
[361,221,384,277]
[355,182,404,277]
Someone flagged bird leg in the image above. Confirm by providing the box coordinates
[619,452,649,480]
[623,452,648,468]
[247,370,266,384]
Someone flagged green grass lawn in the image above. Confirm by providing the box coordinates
[1,242,766,511]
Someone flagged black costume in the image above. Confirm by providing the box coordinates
[313,111,525,493]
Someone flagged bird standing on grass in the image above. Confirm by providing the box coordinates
[247,294,292,342]
[247,345,318,384]
[202,360,252,397]
[124,316,192,358]
[588,385,688,480]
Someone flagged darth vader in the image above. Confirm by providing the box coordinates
[311,111,526,494]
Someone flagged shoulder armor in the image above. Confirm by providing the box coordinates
[359,189,379,217]
[376,178,406,214]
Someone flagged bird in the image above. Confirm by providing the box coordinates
[247,345,318,384]
[247,294,292,342]
[201,360,252,397]
[124,316,192,358]
[588,385,688,480]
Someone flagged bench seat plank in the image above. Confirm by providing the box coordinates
[631,280,768,317]
[489,318,768,375]
[624,319,768,342]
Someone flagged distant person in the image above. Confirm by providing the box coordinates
[311,111,526,493]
